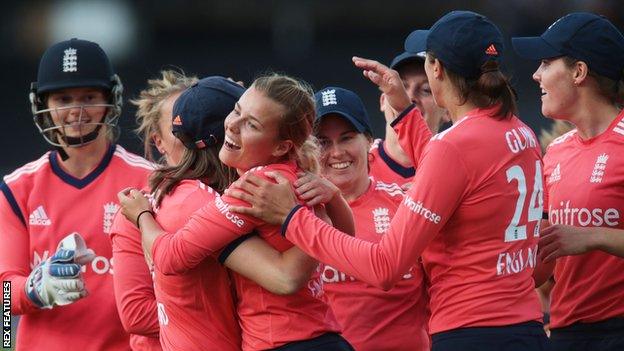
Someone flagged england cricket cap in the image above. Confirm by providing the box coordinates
[512,12,624,81]
[390,49,426,71]
[35,38,116,94]
[172,76,244,149]
[404,11,504,79]
[314,87,372,135]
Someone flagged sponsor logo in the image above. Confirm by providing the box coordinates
[485,44,499,56]
[103,202,119,234]
[496,245,538,276]
[321,264,413,284]
[590,153,608,183]
[403,196,442,224]
[29,206,51,226]
[549,201,620,227]
[372,207,391,234]
[548,163,561,184]
[62,48,78,72]
[214,196,245,228]
[32,250,114,275]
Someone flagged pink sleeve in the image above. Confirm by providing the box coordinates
[0,186,38,315]
[284,141,469,289]
[152,195,260,275]
[110,212,159,337]
[391,104,433,167]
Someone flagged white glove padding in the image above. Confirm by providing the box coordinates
[25,233,95,309]
[56,232,96,265]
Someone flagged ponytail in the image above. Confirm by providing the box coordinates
[429,52,517,119]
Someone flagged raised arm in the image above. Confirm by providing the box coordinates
[118,189,255,275]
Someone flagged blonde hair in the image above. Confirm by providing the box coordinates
[251,73,320,174]
[131,70,198,162]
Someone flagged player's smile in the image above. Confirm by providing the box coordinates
[219,87,287,173]
[318,115,371,198]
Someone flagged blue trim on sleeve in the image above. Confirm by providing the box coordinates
[50,144,116,189]
[0,181,26,227]
[281,205,304,237]
[218,232,257,264]
[378,141,415,178]
[389,103,416,128]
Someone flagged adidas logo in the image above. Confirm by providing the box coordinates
[485,44,498,56]
[548,163,561,183]
[29,206,51,226]
[173,115,182,126]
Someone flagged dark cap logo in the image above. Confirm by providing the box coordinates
[485,44,499,56]
[173,115,183,126]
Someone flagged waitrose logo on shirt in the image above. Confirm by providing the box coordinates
[215,196,245,228]
[403,196,442,224]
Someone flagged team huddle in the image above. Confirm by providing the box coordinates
[1,9,623,351]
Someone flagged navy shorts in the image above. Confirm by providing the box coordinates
[271,333,354,351]
[550,318,624,351]
[431,321,550,351]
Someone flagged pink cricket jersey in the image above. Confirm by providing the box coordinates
[543,109,624,329]
[368,139,415,188]
[282,105,544,334]
[321,179,429,351]
[110,208,162,351]
[0,145,152,351]
[143,180,242,350]
[152,161,340,350]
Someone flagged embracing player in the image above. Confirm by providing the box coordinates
[0,38,151,350]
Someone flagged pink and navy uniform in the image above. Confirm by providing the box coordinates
[321,179,429,350]
[112,179,242,351]
[281,105,544,334]
[543,110,624,329]
[110,197,162,351]
[152,161,340,351]
[0,145,152,351]
[368,139,415,189]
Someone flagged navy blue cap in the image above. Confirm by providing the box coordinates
[512,13,624,81]
[36,38,115,94]
[172,76,244,149]
[314,87,372,135]
[390,50,426,70]
[404,11,503,79]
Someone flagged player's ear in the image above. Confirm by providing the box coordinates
[572,61,589,85]
[272,139,293,158]
[152,132,166,155]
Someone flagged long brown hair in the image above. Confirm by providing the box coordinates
[428,52,518,119]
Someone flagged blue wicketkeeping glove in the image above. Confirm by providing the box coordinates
[25,233,95,309]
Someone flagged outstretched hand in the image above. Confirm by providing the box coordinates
[117,188,152,227]
[225,171,299,225]
[352,56,412,113]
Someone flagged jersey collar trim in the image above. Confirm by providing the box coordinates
[378,140,415,178]
[49,144,116,189]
